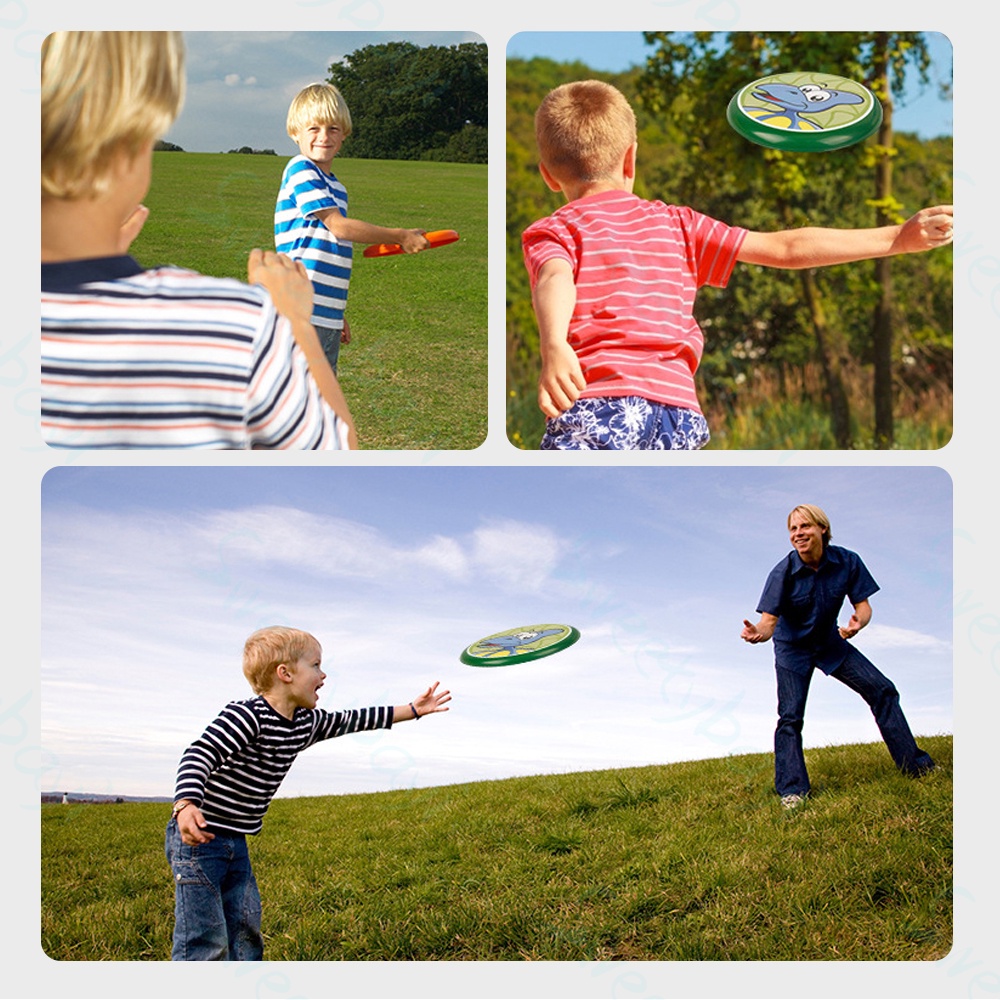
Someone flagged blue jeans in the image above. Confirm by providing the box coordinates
[774,647,935,797]
[164,818,263,961]
[315,324,342,374]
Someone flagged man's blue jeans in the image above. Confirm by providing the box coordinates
[774,647,935,797]
[164,817,263,961]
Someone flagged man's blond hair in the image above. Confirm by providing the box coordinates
[41,31,185,200]
[243,626,320,695]
[535,80,637,183]
[286,83,353,138]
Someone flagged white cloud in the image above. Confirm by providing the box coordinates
[856,623,952,652]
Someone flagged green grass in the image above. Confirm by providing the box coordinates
[42,736,951,961]
[132,152,487,449]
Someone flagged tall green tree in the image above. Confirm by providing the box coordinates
[637,31,951,448]
[328,41,487,162]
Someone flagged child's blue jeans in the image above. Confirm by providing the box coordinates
[164,817,263,961]
[315,324,342,374]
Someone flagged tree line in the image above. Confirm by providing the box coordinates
[328,41,487,163]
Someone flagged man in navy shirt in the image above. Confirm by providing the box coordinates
[742,504,935,808]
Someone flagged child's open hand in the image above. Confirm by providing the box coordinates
[410,681,451,719]
[247,249,314,325]
[892,205,953,254]
[539,340,586,418]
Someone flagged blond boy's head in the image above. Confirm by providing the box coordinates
[243,626,320,695]
[286,83,353,139]
[41,31,185,200]
[535,80,637,184]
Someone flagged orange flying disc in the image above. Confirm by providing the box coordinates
[362,229,459,258]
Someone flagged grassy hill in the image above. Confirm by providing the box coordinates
[130,152,487,449]
[41,735,951,961]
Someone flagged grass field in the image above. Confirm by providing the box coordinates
[41,736,951,961]
[131,152,487,449]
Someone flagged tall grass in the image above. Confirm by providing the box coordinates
[42,736,951,962]
[704,362,953,450]
[132,152,487,449]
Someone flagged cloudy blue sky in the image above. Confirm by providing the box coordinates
[168,32,483,153]
[41,465,952,801]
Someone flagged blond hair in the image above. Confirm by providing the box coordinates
[788,504,832,544]
[286,82,352,138]
[242,626,319,695]
[535,80,637,183]
[41,31,185,200]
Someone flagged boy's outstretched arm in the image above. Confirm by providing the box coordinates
[395,681,451,722]
[314,208,429,253]
[737,205,953,270]
[533,258,586,418]
[247,249,357,449]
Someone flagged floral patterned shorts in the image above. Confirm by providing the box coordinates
[541,396,710,451]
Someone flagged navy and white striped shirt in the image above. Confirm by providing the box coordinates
[175,697,394,835]
[41,256,349,449]
[274,156,353,329]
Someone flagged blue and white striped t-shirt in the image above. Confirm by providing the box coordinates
[274,156,353,329]
[175,696,395,835]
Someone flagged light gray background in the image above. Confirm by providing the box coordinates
[12,3,995,999]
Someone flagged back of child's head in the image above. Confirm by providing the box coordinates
[286,83,353,138]
[535,80,637,183]
[243,626,319,694]
[41,31,185,200]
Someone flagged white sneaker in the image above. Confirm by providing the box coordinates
[781,793,806,810]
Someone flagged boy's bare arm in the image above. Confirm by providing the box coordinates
[533,258,586,418]
[314,209,429,252]
[247,249,358,449]
[737,205,953,270]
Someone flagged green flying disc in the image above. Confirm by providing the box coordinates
[460,624,581,666]
[727,72,882,152]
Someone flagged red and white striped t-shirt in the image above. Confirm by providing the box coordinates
[523,190,747,411]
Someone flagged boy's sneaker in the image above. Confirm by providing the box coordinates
[781,793,806,810]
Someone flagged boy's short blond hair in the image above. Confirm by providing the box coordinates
[41,31,185,200]
[243,626,320,695]
[535,80,637,183]
[286,83,353,138]
[788,504,832,544]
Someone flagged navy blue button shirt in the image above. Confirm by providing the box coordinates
[756,544,879,675]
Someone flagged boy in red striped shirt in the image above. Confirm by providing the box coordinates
[522,80,953,450]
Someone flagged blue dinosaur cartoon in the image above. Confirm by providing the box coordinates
[747,82,864,131]
[474,628,564,656]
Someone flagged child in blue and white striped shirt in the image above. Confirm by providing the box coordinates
[274,83,430,372]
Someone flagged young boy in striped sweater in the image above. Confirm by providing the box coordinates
[41,32,355,450]
[274,83,430,373]
[166,626,449,960]
[523,80,954,450]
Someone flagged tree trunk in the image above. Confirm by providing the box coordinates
[800,269,852,448]
[872,34,895,449]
